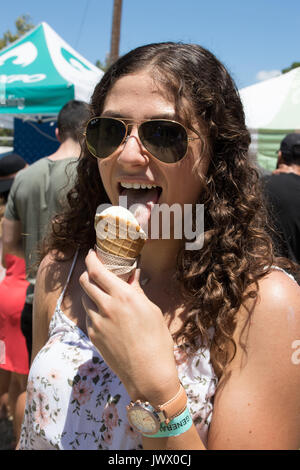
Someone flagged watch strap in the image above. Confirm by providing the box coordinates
[156,383,187,424]
[143,406,192,438]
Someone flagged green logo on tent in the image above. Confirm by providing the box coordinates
[61,48,91,72]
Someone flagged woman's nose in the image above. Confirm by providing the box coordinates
[117,126,149,167]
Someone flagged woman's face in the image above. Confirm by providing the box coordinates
[97,70,210,233]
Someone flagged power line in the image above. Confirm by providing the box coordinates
[75,0,91,49]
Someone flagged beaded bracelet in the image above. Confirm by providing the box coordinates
[143,407,193,438]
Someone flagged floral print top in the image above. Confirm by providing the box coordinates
[19,254,218,450]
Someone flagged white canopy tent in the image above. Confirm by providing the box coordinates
[239,67,300,171]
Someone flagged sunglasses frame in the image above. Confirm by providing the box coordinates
[84,116,202,164]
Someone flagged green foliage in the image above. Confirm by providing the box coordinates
[0,128,13,146]
[0,14,34,51]
[0,15,34,137]
[282,62,300,74]
[95,55,110,72]
[0,129,13,137]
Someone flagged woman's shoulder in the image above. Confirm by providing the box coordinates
[257,267,300,311]
[211,268,300,449]
[37,249,75,285]
[236,268,300,352]
[36,249,83,310]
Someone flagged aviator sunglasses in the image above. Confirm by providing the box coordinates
[84,116,201,164]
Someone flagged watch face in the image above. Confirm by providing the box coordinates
[127,404,160,434]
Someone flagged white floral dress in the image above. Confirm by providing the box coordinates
[19,252,218,450]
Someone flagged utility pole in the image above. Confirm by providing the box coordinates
[109,0,123,66]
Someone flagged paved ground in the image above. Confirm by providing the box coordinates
[0,417,15,450]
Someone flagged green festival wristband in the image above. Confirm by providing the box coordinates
[143,407,193,438]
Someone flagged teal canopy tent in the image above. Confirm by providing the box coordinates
[0,22,103,128]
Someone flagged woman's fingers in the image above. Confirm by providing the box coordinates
[79,270,111,315]
[82,292,98,327]
[85,249,127,295]
[128,268,141,287]
[82,293,105,348]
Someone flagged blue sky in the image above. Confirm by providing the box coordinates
[1,0,300,89]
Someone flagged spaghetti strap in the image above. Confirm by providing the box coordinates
[56,249,79,309]
[270,265,298,284]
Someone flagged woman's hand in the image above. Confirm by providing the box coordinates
[79,250,180,405]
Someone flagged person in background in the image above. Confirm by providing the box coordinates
[0,153,28,446]
[19,42,300,450]
[262,133,300,266]
[2,100,91,372]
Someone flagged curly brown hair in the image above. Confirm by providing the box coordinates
[43,42,296,378]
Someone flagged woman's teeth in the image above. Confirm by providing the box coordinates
[120,182,158,190]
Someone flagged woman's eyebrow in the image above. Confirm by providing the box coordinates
[101,110,178,120]
[147,112,178,120]
[101,111,123,118]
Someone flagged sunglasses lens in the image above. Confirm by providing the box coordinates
[139,120,188,163]
[86,117,126,158]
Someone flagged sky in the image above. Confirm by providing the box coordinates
[1,0,300,89]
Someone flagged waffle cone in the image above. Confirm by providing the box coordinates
[95,214,146,259]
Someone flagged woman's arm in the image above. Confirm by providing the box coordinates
[31,252,65,364]
[16,253,58,450]
[81,252,300,449]
[208,270,300,450]
[80,250,206,450]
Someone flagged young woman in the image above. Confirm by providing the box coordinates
[19,43,300,450]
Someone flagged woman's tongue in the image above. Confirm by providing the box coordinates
[121,187,160,229]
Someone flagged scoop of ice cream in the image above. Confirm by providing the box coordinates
[95,205,144,235]
[95,205,147,259]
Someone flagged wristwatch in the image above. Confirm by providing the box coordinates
[126,383,187,435]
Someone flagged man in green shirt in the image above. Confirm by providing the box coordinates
[2,100,90,365]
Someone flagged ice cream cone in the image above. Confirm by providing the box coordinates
[94,206,147,281]
[95,214,146,259]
